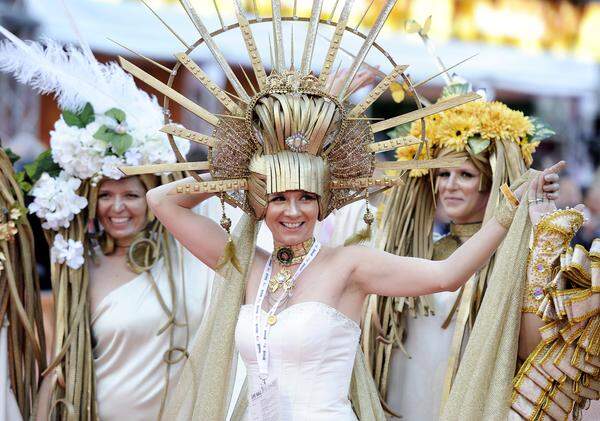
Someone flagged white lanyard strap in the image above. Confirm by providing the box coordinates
[253,240,321,380]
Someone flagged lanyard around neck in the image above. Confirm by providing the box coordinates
[253,240,321,380]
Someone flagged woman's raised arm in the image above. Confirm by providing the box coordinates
[146,176,228,269]
[349,162,565,297]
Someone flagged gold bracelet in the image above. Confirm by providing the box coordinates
[500,183,520,208]
[495,200,517,229]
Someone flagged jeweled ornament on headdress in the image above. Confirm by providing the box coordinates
[118,0,481,221]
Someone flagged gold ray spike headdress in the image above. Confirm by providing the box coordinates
[120,0,480,225]
[116,2,481,419]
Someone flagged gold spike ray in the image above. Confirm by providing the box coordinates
[178,0,250,101]
[172,179,248,195]
[300,0,324,75]
[318,0,355,85]
[239,64,257,96]
[371,92,480,133]
[176,53,244,116]
[119,57,220,126]
[108,38,172,74]
[160,124,220,148]
[140,0,191,49]
[367,135,420,153]
[271,0,285,72]
[212,0,225,30]
[120,161,210,176]
[330,176,404,189]
[349,64,408,117]
[327,0,341,22]
[233,0,267,89]
[355,0,376,30]
[375,156,466,171]
[337,0,398,99]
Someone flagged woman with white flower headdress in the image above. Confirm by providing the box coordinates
[0,26,230,420]
[0,147,46,421]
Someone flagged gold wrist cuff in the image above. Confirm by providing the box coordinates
[495,200,517,229]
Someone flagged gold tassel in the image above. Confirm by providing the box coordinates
[216,235,242,273]
[344,192,375,246]
[215,193,241,272]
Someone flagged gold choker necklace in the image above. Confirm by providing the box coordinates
[273,238,315,266]
[450,221,482,239]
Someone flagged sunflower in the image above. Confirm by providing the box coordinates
[395,139,434,177]
[503,111,534,144]
[479,101,517,142]
[410,114,443,145]
[437,113,479,151]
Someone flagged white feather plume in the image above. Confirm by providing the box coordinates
[0,25,162,129]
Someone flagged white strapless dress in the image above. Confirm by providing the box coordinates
[235,301,360,420]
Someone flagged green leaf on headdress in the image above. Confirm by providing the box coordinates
[387,122,412,139]
[79,103,95,126]
[441,83,471,99]
[62,103,95,128]
[15,172,32,193]
[529,117,555,143]
[110,133,133,156]
[4,148,20,165]
[93,126,132,156]
[467,136,490,155]
[24,150,61,184]
[62,109,85,128]
[105,108,126,124]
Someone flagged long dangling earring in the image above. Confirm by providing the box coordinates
[344,189,374,246]
[216,193,241,272]
[363,189,375,227]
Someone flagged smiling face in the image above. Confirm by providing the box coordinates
[264,190,319,246]
[96,177,148,246]
[437,160,490,224]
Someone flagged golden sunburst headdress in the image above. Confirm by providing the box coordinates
[119,0,479,227]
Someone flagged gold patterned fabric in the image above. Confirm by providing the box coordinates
[511,228,598,421]
[523,210,584,314]
[441,172,533,420]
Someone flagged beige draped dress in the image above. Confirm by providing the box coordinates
[91,199,221,420]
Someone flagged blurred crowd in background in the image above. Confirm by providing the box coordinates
[1,0,599,280]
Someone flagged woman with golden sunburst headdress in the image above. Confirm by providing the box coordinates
[116,2,564,419]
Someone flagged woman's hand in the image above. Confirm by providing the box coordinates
[514,161,564,203]
[327,67,378,97]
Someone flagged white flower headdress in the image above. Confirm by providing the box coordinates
[0,25,190,232]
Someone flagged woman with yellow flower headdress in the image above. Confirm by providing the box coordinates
[365,72,562,419]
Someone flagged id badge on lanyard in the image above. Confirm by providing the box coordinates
[248,378,280,421]
[250,240,321,421]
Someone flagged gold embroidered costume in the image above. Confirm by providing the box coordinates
[510,210,600,421]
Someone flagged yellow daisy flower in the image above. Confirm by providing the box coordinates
[437,114,479,151]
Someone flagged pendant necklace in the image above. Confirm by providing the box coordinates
[267,238,315,311]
